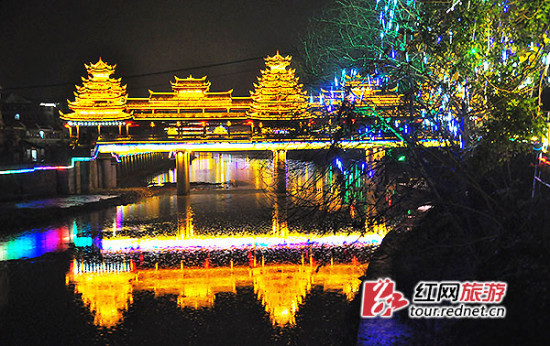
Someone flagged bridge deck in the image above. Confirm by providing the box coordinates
[96,138,445,154]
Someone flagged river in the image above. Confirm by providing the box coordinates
[0,152,384,345]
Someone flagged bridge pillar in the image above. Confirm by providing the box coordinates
[273,149,287,194]
[176,150,191,195]
[99,157,117,188]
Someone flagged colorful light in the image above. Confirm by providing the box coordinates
[96,232,382,253]
[0,147,99,175]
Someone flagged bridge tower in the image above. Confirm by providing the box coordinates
[273,149,287,194]
[248,52,310,127]
[176,151,191,195]
[60,58,131,143]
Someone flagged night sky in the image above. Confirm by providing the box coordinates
[0,0,331,102]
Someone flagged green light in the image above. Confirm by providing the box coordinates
[398,155,406,162]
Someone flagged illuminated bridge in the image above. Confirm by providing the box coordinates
[94,138,443,195]
[52,55,447,195]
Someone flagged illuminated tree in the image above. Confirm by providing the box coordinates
[302,0,381,84]
[303,2,550,343]
[305,0,550,150]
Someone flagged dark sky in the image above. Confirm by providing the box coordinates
[0,0,331,102]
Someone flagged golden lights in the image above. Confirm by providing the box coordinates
[319,74,404,114]
[66,262,364,328]
[248,51,309,120]
[60,58,131,122]
[128,75,247,121]
[60,54,412,127]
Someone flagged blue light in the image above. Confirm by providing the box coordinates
[335,158,343,171]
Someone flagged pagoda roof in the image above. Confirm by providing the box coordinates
[170,75,211,92]
[264,51,292,69]
[85,58,116,76]
[59,109,131,122]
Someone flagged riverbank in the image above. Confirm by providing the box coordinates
[0,181,271,237]
[356,205,550,345]
[0,188,154,236]
[0,158,177,236]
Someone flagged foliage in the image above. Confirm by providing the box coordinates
[303,0,550,148]
[301,0,380,85]
[301,1,550,342]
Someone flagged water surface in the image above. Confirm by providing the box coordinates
[0,153,382,345]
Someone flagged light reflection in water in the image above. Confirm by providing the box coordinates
[177,196,194,239]
[1,152,390,340]
[149,152,272,189]
[146,153,390,238]
[67,260,365,327]
[99,233,380,252]
[0,226,70,261]
[96,191,381,252]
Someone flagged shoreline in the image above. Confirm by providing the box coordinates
[0,188,153,237]
[0,182,271,237]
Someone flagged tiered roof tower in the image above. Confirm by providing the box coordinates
[60,58,131,122]
[248,52,309,120]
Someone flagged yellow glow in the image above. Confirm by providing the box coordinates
[67,263,364,328]
[248,52,309,120]
[97,139,446,156]
[70,271,135,328]
[177,197,194,239]
[318,74,404,115]
[127,75,249,121]
[60,59,131,122]
[100,231,380,252]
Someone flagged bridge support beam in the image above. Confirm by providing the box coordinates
[273,149,287,194]
[99,157,117,188]
[176,150,191,195]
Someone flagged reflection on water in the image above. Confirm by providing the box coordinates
[149,152,273,189]
[0,152,392,344]
[67,261,365,327]
[0,226,70,261]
